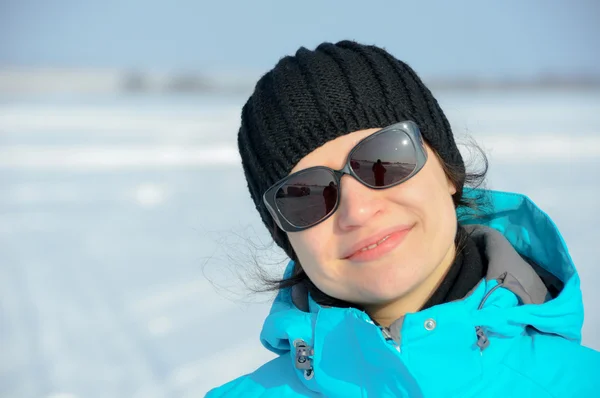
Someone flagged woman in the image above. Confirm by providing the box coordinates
[207,41,600,397]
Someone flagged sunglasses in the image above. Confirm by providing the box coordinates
[263,121,428,232]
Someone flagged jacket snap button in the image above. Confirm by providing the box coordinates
[424,318,436,331]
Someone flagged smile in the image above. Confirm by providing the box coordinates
[359,235,392,252]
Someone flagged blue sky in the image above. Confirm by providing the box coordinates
[1,0,598,78]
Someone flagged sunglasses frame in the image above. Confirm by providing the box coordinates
[262,120,428,232]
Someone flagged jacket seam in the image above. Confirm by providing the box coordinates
[499,362,557,398]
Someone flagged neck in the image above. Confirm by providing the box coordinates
[364,243,457,328]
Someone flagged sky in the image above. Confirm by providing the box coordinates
[1,0,599,79]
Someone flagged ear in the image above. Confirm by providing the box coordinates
[447,179,457,195]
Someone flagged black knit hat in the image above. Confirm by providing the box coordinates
[238,40,464,258]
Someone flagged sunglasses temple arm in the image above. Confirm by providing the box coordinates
[263,193,286,231]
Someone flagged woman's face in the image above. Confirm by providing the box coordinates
[287,128,458,307]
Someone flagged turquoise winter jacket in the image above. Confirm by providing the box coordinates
[207,190,600,397]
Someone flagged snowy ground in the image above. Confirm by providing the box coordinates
[0,90,599,397]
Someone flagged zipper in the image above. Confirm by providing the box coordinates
[380,326,401,352]
[363,314,402,353]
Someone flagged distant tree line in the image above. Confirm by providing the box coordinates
[120,71,600,94]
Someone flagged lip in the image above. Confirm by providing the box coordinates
[341,224,414,261]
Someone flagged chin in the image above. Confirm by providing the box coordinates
[355,271,420,302]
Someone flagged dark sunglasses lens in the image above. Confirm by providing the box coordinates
[275,169,338,228]
[350,130,417,187]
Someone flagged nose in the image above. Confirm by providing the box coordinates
[336,175,385,231]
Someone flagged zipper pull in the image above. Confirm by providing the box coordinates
[475,326,490,351]
[293,339,315,380]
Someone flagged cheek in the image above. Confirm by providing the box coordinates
[391,161,457,232]
[287,226,331,271]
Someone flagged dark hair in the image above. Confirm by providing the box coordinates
[254,138,489,309]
